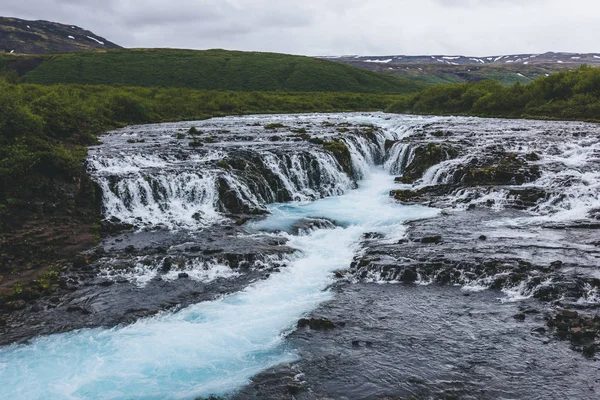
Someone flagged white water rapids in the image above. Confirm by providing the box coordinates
[1,112,599,399]
[0,168,438,400]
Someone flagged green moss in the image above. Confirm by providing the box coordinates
[400,143,457,183]
[216,160,231,169]
[264,123,287,130]
[462,153,539,186]
[188,126,201,135]
[323,141,352,175]
[189,139,204,147]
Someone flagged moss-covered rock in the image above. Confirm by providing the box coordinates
[399,143,458,183]
[264,123,287,130]
[459,152,540,186]
[322,141,352,175]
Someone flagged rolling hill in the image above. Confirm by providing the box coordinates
[0,48,426,93]
[0,16,121,54]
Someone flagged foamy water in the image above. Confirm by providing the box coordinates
[0,168,438,400]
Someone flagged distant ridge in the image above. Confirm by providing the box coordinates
[0,16,121,54]
[320,52,600,66]
[319,52,600,86]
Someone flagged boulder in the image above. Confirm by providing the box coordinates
[400,268,418,283]
[561,310,578,319]
[297,317,335,330]
[513,313,526,321]
[421,235,442,244]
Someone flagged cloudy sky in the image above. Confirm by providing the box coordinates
[1,0,598,56]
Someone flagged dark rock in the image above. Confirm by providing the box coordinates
[309,317,335,330]
[72,255,89,269]
[570,327,583,340]
[160,257,173,273]
[297,318,310,328]
[66,305,90,314]
[533,285,560,302]
[333,270,345,278]
[400,268,418,283]
[286,383,305,395]
[202,249,224,255]
[583,343,597,357]
[297,317,335,330]
[100,219,134,235]
[478,235,487,241]
[421,235,442,244]
[561,310,578,319]
[513,313,526,321]
[532,327,546,334]
[155,246,168,254]
[178,272,189,279]
[399,143,459,183]
[363,232,384,240]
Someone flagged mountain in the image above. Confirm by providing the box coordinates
[321,52,600,66]
[0,16,121,54]
[320,52,600,85]
[1,48,426,93]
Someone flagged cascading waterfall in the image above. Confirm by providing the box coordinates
[2,113,600,400]
[258,150,351,201]
[98,171,223,229]
[91,148,355,229]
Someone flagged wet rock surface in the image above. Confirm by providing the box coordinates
[350,209,600,306]
[0,224,295,346]
[232,284,600,400]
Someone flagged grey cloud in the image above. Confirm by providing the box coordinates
[0,0,598,56]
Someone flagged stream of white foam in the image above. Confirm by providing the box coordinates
[0,168,438,400]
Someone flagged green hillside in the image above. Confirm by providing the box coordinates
[387,65,600,121]
[1,49,426,93]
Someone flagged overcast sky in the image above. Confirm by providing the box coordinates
[1,0,598,56]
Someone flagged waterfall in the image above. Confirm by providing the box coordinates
[3,113,600,400]
[89,143,355,230]
[383,143,414,175]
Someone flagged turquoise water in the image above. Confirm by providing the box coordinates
[0,168,438,400]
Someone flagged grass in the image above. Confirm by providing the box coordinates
[1,48,426,94]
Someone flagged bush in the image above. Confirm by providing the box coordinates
[387,65,600,121]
